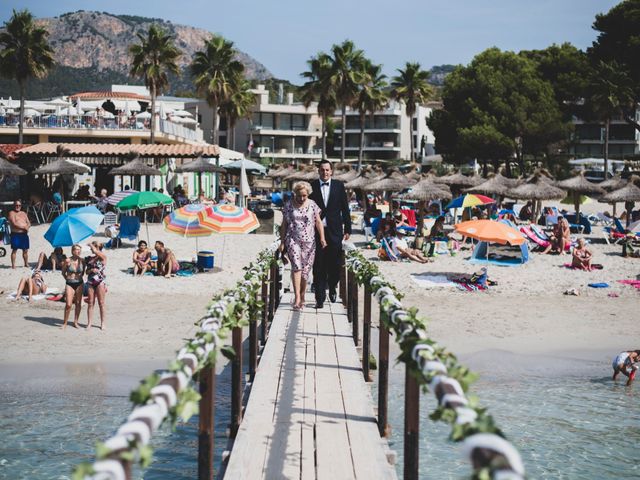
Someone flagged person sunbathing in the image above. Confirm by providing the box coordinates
[612,350,640,386]
[155,241,179,278]
[14,270,47,302]
[132,240,152,276]
[390,230,430,263]
[426,216,448,257]
[36,247,66,271]
[571,238,592,270]
[542,217,571,254]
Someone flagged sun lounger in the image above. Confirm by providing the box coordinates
[520,226,550,248]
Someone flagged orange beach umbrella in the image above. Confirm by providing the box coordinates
[454,219,525,246]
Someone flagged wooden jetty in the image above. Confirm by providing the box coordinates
[224,293,397,479]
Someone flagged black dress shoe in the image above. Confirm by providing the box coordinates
[315,302,324,309]
[329,290,337,303]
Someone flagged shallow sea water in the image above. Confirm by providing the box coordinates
[1,352,638,479]
[379,351,640,479]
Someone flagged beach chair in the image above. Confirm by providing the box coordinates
[520,226,550,249]
[530,224,549,241]
[591,212,613,227]
[103,211,117,227]
[380,237,399,262]
[117,215,141,244]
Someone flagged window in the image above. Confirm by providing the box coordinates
[252,112,274,128]
[280,114,291,130]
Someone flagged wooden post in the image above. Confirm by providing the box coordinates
[345,269,352,322]
[339,254,347,306]
[198,364,216,480]
[363,284,372,382]
[274,262,281,309]
[351,272,359,346]
[404,365,420,480]
[230,326,243,438]
[261,277,268,345]
[268,262,276,325]
[378,307,390,437]
[249,306,257,382]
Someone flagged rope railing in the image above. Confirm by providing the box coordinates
[343,244,526,480]
[72,242,280,480]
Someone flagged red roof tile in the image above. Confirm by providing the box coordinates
[15,143,220,158]
[0,144,31,160]
[70,91,150,101]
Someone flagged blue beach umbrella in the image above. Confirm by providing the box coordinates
[44,205,104,247]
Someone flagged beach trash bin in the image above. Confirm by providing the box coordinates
[197,251,215,270]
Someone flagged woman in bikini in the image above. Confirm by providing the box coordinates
[132,240,151,276]
[14,270,47,302]
[62,244,85,329]
[86,241,108,331]
[571,238,593,270]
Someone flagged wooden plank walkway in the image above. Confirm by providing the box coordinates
[224,293,397,480]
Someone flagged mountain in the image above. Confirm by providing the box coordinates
[0,10,273,98]
[428,64,457,86]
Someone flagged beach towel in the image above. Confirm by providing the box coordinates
[452,279,487,292]
[410,274,458,289]
[520,226,550,248]
[618,280,640,290]
[7,287,61,301]
[563,263,603,270]
[401,209,417,227]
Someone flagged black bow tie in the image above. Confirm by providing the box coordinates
[321,182,330,187]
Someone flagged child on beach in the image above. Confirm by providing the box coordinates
[612,350,639,386]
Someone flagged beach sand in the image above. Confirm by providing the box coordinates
[0,223,275,364]
[0,203,637,379]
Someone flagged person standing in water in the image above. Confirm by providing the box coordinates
[612,350,639,386]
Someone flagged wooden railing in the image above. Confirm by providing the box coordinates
[342,245,526,480]
[72,243,282,480]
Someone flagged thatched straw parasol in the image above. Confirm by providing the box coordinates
[268,165,294,179]
[333,167,359,183]
[507,173,566,221]
[175,154,225,195]
[33,145,90,175]
[175,155,225,174]
[367,169,414,192]
[0,154,27,176]
[345,167,384,190]
[601,176,640,226]
[404,177,452,201]
[109,152,162,176]
[555,172,604,218]
[599,174,627,191]
[284,166,315,182]
[434,170,483,192]
[464,173,511,197]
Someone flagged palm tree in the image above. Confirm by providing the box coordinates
[391,62,433,164]
[585,60,634,179]
[353,60,388,170]
[300,53,336,160]
[0,9,54,144]
[191,35,244,145]
[219,74,254,151]
[129,24,181,144]
[326,40,365,162]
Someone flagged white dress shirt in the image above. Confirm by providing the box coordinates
[320,179,331,226]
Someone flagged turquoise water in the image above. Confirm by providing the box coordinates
[1,352,638,479]
[379,351,640,479]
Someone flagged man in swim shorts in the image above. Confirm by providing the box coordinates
[7,199,31,269]
[612,350,639,386]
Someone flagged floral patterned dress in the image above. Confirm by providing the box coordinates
[283,199,320,280]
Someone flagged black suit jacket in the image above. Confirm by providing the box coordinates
[310,178,351,245]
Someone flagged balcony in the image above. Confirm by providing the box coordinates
[250,125,320,137]
[0,113,204,144]
[252,146,322,159]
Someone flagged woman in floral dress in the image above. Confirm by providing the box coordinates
[280,181,327,310]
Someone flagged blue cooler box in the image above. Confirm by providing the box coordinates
[197,251,215,270]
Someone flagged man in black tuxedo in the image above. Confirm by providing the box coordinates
[309,160,351,308]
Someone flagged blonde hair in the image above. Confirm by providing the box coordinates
[292,181,313,196]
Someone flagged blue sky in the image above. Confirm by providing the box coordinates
[1,0,621,82]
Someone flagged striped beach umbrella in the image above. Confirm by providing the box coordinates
[198,204,259,234]
[163,204,214,237]
[446,193,495,210]
[107,189,138,206]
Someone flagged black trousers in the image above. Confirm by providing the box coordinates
[313,239,342,304]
